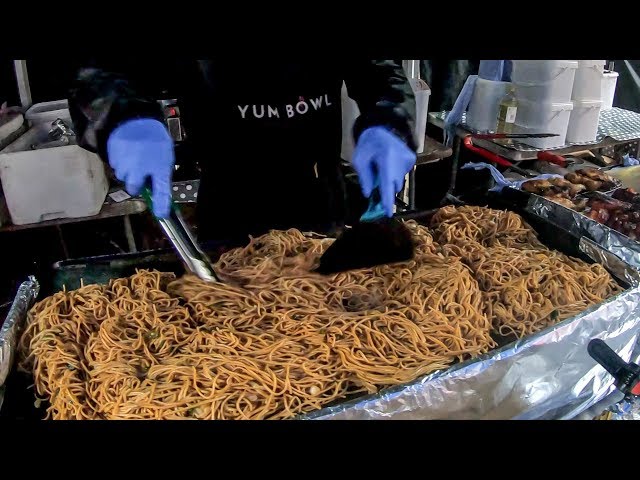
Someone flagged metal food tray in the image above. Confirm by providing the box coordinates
[522,190,640,271]
[2,201,640,420]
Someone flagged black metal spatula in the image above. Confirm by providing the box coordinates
[315,176,415,274]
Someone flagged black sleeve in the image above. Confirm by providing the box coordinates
[68,61,165,161]
[344,60,417,151]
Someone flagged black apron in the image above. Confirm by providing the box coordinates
[181,60,346,242]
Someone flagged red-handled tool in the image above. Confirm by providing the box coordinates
[537,150,568,168]
[462,136,532,177]
[471,133,559,140]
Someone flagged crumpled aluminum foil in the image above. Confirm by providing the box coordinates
[610,397,640,420]
[0,276,39,409]
[304,231,640,420]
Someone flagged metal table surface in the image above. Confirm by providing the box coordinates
[0,197,147,233]
[428,107,640,161]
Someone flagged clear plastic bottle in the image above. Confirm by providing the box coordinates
[496,85,518,134]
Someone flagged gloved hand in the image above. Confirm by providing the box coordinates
[352,126,417,217]
[107,118,175,218]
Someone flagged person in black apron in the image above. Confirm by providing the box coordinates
[69,60,417,245]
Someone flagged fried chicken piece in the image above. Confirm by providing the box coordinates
[522,179,553,195]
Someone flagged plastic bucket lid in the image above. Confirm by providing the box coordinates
[512,61,578,86]
[517,97,574,112]
[513,60,578,69]
[572,99,603,108]
[578,60,606,68]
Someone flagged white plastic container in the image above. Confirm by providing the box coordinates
[0,123,108,225]
[512,60,578,103]
[340,82,358,162]
[601,71,619,111]
[466,78,511,132]
[25,100,71,125]
[340,79,431,159]
[607,165,640,190]
[409,78,431,153]
[513,98,574,149]
[566,99,602,144]
[572,60,606,101]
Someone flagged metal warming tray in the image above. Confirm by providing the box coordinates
[523,190,640,271]
[2,200,640,420]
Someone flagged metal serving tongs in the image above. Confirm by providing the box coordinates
[141,187,220,282]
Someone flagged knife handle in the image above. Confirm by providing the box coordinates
[537,151,567,167]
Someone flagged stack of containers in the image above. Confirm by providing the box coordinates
[567,60,606,143]
[511,60,578,149]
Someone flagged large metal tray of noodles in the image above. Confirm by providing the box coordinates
[2,201,640,420]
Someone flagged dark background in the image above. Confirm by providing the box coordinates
[4,59,639,110]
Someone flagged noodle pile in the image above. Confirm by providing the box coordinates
[431,206,621,337]
[18,206,623,419]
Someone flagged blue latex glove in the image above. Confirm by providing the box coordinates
[107,118,175,218]
[461,162,562,192]
[352,126,417,218]
[444,75,478,146]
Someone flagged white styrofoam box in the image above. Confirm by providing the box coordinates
[513,98,573,149]
[340,79,431,160]
[566,99,602,144]
[466,78,511,132]
[572,60,606,101]
[0,123,108,225]
[25,100,71,125]
[512,60,578,103]
[601,71,619,111]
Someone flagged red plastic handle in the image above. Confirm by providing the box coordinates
[463,136,514,168]
[537,150,567,167]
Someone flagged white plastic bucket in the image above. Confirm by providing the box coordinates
[512,60,578,103]
[572,60,606,101]
[513,98,573,149]
[466,78,511,132]
[566,99,602,144]
[601,71,619,111]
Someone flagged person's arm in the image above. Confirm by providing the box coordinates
[68,64,165,160]
[68,62,174,217]
[344,60,417,217]
[344,60,417,151]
